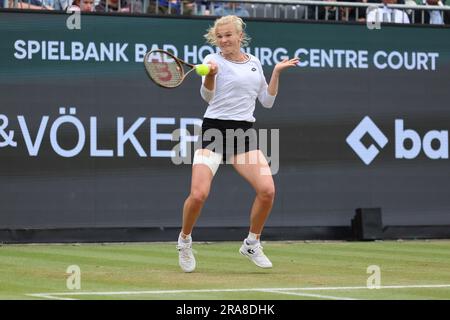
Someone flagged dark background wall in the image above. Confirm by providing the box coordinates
[1,12,449,242]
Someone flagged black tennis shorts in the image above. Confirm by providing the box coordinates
[201,118,258,161]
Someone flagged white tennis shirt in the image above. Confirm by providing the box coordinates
[200,53,276,122]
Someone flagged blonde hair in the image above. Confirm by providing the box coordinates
[204,15,251,47]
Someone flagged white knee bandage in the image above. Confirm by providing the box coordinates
[193,149,222,176]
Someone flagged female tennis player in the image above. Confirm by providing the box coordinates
[177,15,299,272]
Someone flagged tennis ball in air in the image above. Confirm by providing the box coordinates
[195,64,210,76]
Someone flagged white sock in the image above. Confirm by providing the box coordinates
[245,232,260,246]
[179,232,192,244]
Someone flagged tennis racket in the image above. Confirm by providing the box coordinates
[144,49,208,89]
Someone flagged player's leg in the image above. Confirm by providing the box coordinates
[177,149,221,272]
[231,149,275,268]
[181,151,217,236]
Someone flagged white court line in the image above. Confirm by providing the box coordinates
[260,289,357,300]
[26,284,450,300]
[33,294,78,300]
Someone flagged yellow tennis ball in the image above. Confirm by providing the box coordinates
[195,64,210,76]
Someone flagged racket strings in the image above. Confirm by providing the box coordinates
[145,51,184,88]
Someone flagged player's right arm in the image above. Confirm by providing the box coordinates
[200,57,218,103]
[203,61,218,91]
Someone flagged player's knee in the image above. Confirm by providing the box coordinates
[190,189,209,205]
[257,184,275,202]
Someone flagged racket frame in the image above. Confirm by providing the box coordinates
[144,49,196,89]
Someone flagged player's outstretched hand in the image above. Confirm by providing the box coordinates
[274,57,300,74]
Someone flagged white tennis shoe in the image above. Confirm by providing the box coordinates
[177,241,196,273]
[239,240,273,269]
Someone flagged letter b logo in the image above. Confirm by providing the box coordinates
[395,120,449,159]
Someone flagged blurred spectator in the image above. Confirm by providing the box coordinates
[338,0,367,21]
[42,0,55,8]
[68,0,94,11]
[53,0,71,10]
[323,0,339,20]
[193,0,210,15]
[307,0,339,20]
[147,0,194,15]
[96,0,143,12]
[338,2,353,21]
[10,0,54,9]
[366,0,410,23]
[445,0,450,24]
[213,2,250,17]
[422,0,444,25]
[403,0,416,20]
[305,0,365,21]
[411,0,445,24]
[305,0,352,21]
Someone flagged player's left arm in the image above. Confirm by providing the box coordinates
[267,57,300,96]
